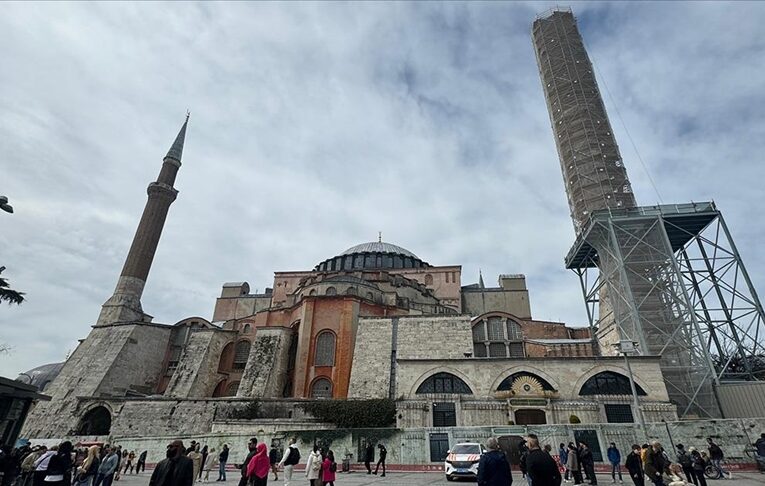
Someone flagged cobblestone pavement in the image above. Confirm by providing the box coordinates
[115,470,765,485]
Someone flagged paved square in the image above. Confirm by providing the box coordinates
[114,470,765,486]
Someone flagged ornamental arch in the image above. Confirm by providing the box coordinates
[76,405,112,436]
[573,365,651,398]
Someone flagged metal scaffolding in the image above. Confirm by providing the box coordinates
[566,203,765,418]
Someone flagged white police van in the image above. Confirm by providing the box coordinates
[444,442,486,481]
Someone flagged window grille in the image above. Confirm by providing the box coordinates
[580,371,646,396]
[489,342,507,358]
[473,343,487,358]
[507,320,523,340]
[311,378,332,398]
[604,404,634,423]
[226,381,240,396]
[314,331,336,366]
[487,318,504,340]
[233,341,251,370]
[472,323,486,342]
[325,287,337,296]
[416,372,472,394]
[509,342,525,357]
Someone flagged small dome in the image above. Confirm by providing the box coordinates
[17,362,64,392]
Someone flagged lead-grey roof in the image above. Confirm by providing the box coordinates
[165,114,189,162]
[341,241,419,259]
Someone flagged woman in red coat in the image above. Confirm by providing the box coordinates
[246,443,270,486]
[321,450,336,486]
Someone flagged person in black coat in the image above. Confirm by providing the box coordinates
[150,441,194,486]
[364,443,374,475]
[525,437,562,486]
[44,442,73,486]
[237,439,257,486]
[477,437,512,486]
[578,443,597,486]
[625,445,644,486]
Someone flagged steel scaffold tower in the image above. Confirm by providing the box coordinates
[532,9,765,418]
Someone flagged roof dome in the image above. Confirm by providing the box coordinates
[341,241,419,259]
[315,240,429,271]
[16,362,64,392]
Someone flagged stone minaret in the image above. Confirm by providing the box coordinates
[532,9,636,234]
[97,115,188,325]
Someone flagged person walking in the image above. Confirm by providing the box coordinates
[93,447,118,486]
[363,443,374,475]
[200,447,209,482]
[477,437,512,486]
[321,451,336,486]
[373,444,386,477]
[123,452,134,476]
[675,445,696,485]
[150,440,194,486]
[624,445,643,486]
[246,444,269,486]
[277,439,299,486]
[304,446,321,486]
[689,449,707,486]
[268,445,279,482]
[238,439,258,486]
[754,433,765,472]
[21,446,45,486]
[644,442,667,486]
[566,444,582,486]
[607,443,623,484]
[525,437,562,486]
[558,444,569,484]
[113,448,123,483]
[578,444,596,486]
[74,446,101,486]
[705,438,727,478]
[33,446,56,486]
[188,446,203,483]
[136,452,147,475]
[203,449,218,482]
[217,445,229,482]
[42,441,73,486]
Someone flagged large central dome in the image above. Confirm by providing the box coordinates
[315,240,429,271]
[340,241,419,259]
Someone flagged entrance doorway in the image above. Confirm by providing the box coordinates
[429,433,450,462]
[514,409,546,425]
[497,435,525,466]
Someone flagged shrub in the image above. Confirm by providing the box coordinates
[301,399,396,428]
[227,400,262,419]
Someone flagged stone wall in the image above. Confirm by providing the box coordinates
[165,329,231,398]
[347,318,392,399]
[462,288,531,319]
[237,328,292,398]
[21,322,172,438]
[396,316,473,360]
[104,417,765,468]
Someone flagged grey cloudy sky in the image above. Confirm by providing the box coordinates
[2,2,765,378]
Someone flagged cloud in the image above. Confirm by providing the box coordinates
[2,2,765,377]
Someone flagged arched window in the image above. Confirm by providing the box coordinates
[77,406,111,435]
[346,287,357,296]
[314,331,336,367]
[212,380,227,397]
[226,381,241,396]
[311,378,333,398]
[218,342,234,371]
[472,316,525,358]
[579,371,647,396]
[325,287,337,296]
[242,323,251,333]
[233,340,251,370]
[424,274,434,285]
[309,289,317,296]
[416,372,473,394]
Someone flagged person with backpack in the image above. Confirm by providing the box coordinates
[321,451,336,486]
[278,439,299,486]
[304,446,322,486]
[675,445,696,485]
[477,437,513,486]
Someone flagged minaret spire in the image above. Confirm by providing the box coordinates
[97,115,189,325]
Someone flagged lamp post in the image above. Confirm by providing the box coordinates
[0,196,13,214]
[615,340,646,431]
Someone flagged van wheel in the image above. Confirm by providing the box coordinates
[446,475,454,481]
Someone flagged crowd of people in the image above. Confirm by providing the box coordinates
[481,434,746,486]
[1,432,762,486]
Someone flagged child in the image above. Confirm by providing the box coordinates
[321,450,337,486]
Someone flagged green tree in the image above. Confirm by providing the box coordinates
[0,266,25,305]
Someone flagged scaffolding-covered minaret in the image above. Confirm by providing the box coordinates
[532,8,636,234]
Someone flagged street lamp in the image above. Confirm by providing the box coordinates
[0,196,13,214]
[614,339,646,430]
